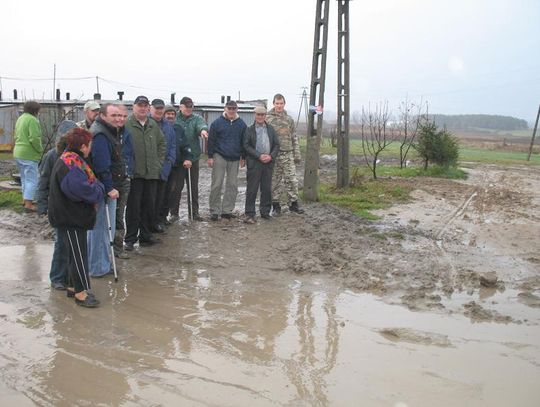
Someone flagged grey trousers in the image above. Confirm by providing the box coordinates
[209,153,239,216]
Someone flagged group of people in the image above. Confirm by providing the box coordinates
[13,93,304,308]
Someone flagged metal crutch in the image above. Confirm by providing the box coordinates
[105,201,118,282]
[187,167,193,222]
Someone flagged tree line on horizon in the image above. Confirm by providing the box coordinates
[428,114,528,131]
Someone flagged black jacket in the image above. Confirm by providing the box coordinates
[242,122,280,166]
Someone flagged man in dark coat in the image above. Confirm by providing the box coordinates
[243,106,280,223]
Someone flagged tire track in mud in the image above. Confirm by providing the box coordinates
[432,167,492,294]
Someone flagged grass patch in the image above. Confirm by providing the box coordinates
[0,189,23,212]
[319,179,412,220]
[351,164,467,180]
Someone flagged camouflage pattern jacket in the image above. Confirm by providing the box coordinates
[265,108,300,160]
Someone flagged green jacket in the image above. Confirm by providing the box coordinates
[13,113,43,162]
[126,116,166,180]
[175,113,208,161]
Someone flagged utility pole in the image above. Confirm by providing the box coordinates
[336,0,350,188]
[304,0,330,201]
[527,104,540,161]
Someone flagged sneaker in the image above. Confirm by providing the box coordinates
[115,250,130,259]
[210,214,219,222]
[75,295,100,308]
[260,213,272,220]
[244,216,256,224]
[139,236,162,246]
[152,224,166,234]
[124,241,135,251]
[51,281,67,291]
[192,213,203,221]
[168,214,179,223]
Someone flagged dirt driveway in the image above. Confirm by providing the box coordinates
[0,161,539,406]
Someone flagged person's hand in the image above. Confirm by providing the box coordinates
[108,188,120,200]
[183,160,192,169]
[207,158,214,168]
[259,154,271,163]
[240,158,246,168]
[201,130,209,140]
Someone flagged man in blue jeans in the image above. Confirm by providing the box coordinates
[87,104,123,277]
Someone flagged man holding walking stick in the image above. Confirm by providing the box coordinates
[87,103,123,278]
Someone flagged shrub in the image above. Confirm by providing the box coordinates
[416,122,459,169]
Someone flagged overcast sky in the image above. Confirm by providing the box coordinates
[1,0,539,122]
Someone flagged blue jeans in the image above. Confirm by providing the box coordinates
[87,199,116,277]
[15,158,39,200]
[50,228,69,284]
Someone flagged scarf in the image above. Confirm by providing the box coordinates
[60,151,97,184]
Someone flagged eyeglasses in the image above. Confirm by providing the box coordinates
[226,107,238,110]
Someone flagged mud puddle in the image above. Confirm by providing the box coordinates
[0,240,539,406]
[1,162,540,405]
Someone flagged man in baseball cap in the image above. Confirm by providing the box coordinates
[134,95,150,105]
[77,100,101,130]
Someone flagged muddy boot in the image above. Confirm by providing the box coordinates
[272,202,281,216]
[289,201,304,214]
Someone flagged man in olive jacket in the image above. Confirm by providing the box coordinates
[124,96,166,250]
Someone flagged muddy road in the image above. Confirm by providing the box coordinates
[0,162,539,406]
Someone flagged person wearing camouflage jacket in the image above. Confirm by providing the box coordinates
[265,93,304,215]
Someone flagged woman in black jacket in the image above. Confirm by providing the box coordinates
[48,128,105,307]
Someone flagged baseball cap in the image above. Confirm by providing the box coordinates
[134,95,150,105]
[56,120,77,141]
[151,98,165,107]
[254,106,267,114]
[180,96,193,107]
[83,100,100,111]
[225,100,238,109]
[164,105,176,114]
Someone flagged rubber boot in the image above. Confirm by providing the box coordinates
[289,201,304,214]
[272,202,281,216]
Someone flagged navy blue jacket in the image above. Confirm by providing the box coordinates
[90,118,128,192]
[154,118,177,181]
[208,114,247,161]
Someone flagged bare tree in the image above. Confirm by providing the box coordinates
[396,98,429,168]
[358,102,393,179]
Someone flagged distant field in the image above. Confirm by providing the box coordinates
[300,137,540,166]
